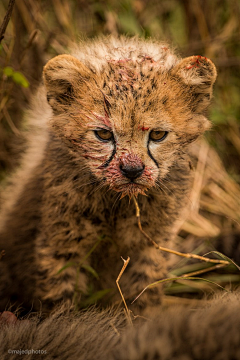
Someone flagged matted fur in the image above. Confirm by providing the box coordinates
[0,36,216,315]
[1,293,240,360]
[110,293,240,360]
[0,307,125,360]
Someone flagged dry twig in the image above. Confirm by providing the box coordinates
[132,196,229,266]
[116,256,133,326]
[180,263,227,277]
[0,0,15,43]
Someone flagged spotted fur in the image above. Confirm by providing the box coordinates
[0,36,216,315]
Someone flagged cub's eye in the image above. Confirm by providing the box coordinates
[94,129,113,142]
[149,130,168,142]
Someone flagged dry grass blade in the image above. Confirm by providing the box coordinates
[203,251,240,271]
[116,256,133,326]
[181,139,240,240]
[132,276,230,304]
[190,140,209,212]
[191,140,240,220]
[132,196,229,266]
[2,107,20,135]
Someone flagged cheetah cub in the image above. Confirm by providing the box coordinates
[0,36,216,315]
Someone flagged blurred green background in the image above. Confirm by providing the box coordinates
[0,0,240,178]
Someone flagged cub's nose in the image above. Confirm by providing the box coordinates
[120,164,145,180]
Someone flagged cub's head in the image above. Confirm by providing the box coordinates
[43,43,216,198]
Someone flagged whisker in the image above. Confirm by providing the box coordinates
[155,178,172,194]
[154,181,169,196]
[75,179,98,191]
[111,192,122,212]
[88,180,107,196]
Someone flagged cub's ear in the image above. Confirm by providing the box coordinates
[43,54,92,113]
[173,55,217,113]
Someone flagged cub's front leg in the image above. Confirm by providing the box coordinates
[125,245,168,317]
[34,217,105,311]
[114,216,173,317]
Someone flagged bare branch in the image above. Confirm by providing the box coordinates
[0,0,16,44]
[132,196,230,266]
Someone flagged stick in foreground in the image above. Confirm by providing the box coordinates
[132,196,229,266]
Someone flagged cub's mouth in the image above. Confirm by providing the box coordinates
[111,181,150,198]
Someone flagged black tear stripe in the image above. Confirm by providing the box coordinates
[102,142,117,168]
[147,141,159,168]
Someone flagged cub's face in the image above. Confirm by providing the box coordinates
[43,49,216,198]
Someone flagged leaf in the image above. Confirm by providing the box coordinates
[170,262,213,277]
[204,251,240,270]
[2,67,29,88]
[206,274,240,283]
[12,71,29,88]
[57,261,77,274]
[78,236,105,267]
[57,236,104,276]
[81,288,113,307]
[132,276,230,304]
[165,283,203,295]
[81,264,99,279]
[3,66,14,77]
